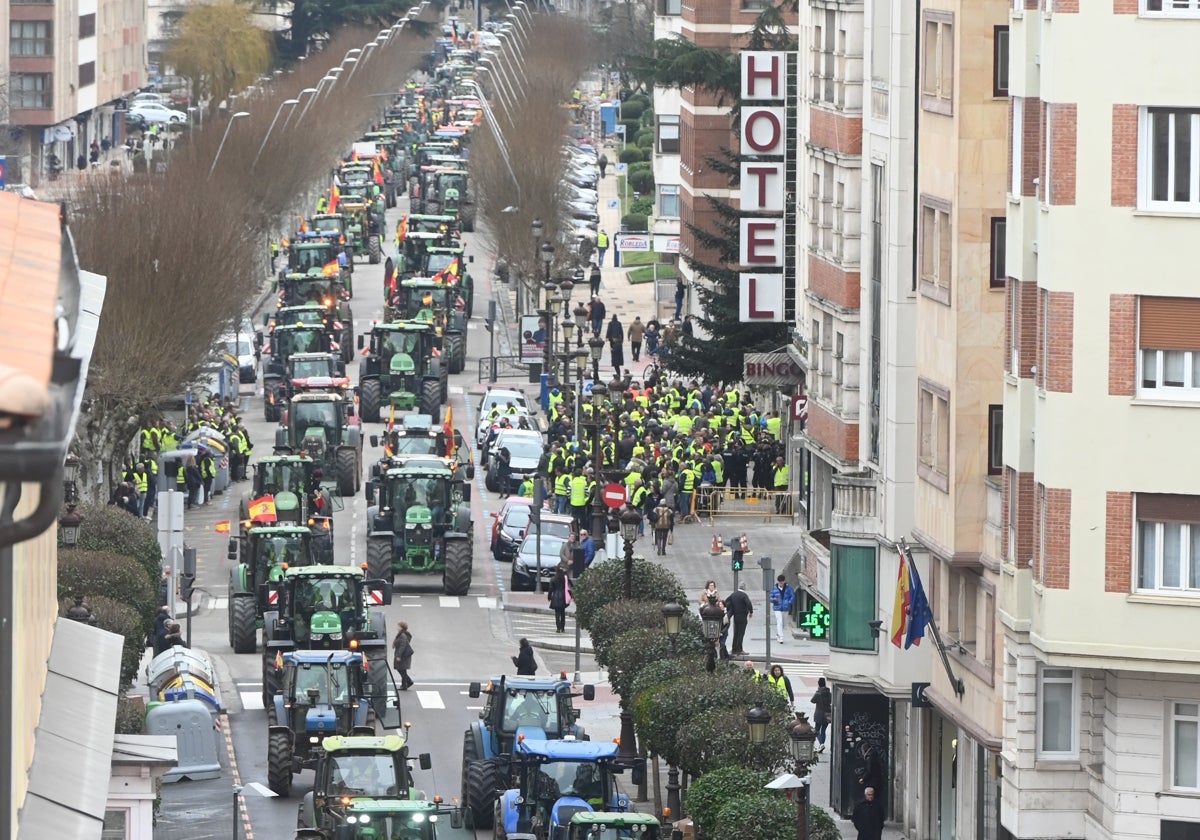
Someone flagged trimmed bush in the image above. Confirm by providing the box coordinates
[620,213,649,232]
[620,101,646,121]
[636,129,655,150]
[626,94,651,112]
[588,601,667,667]
[713,793,798,840]
[619,119,642,141]
[628,169,656,196]
[618,147,643,164]
[573,555,686,629]
[676,705,791,778]
[70,502,163,584]
[686,766,772,840]
[630,197,654,217]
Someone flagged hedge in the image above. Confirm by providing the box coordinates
[628,169,655,196]
[69,502,163,584]
[621,213,649,232]
[618,147,643,164]
[620,101,646,121]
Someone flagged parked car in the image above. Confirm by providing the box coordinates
[494,506,572,563]
[219,334,258,383]
[129,103,188,124]
[479,410,533,457]
[511,534,567,592]
[485,429,544,493]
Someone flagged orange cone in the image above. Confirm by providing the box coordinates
[739,533,749,552]
[711,533,723,555]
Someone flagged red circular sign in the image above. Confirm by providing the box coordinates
[601,483,627,508]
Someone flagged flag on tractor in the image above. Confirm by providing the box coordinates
[373,159,384,186]
[443,405,455,458]
[321,259,340,277]
[248,495,277,523]
[296,214,307,233]
[431,256,460,285]
[274,650,283,670]
[214,520,231,533]
[329,182,340,213]
[395,215,408,246]
[351,148,359,162]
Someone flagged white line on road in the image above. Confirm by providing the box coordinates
[438,596,461,608]
[415,690,445,709]
[246,782,279,798]
[476,597,497,609]
[208,597,228,610]
[238,681,263,687]
[240,692,264,710]
[466,705,484,710]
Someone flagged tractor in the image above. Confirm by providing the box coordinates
[227,524,320,654]
[277,276,354,361]
[391,279,466,375]
[395,231,448,286]
[460,675,594,828]
[267,650,402,797]
[285,237,354,296]
[296,798,463,840]
[263,325,342,420]
[421,247,474,319]
[241,455,337,563]
[297,734,433,831]
[421,168,474,232]
[339,196,385,265]
[567,812,663,840]
[356,322,447,422]
[266,348,350,421]
[309,213,353,256]
[260,565,391,707]
[365,429,473,504]
[365,460,472,596]
[494,739,643,839]
[274,392,363,497]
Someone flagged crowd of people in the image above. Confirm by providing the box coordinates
[108,395,254,519]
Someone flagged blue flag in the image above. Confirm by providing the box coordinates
[904,553,932,649]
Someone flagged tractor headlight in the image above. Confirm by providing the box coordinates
[310,736,321,744]
[406,522,416,530]
[329,632,343,641]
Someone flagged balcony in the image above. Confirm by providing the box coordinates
[831,472,880,537]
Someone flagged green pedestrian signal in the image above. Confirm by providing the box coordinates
[731,550,744,572]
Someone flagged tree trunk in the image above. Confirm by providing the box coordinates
[651,753,662,819]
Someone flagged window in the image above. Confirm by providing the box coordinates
[919,196,952,302]
[813,9,837,105]
[1011,98,1024,197]
[658,184,679,218]
[946,568,979,656]
[1037,666,1077,756]
[1172,702,1200,789]
[10,73,51,109]
[922,10,954,115]
[1141,108,1200,210]
[833,332,844,387]
[831,543,876,650]
[871,0,891,84]
[918,379,950,490]
[10,20,51,56]
[658,0,681,14]
[656,115,679,155]
[79,61,95,88]
[868,164,884,463]
[1135,495,1200,593]
[987,405,1003,476]
[79,12,96,37]
[1006,468,1019,563]
[990,217,1007,288]
[1144,0,1200,16]
[1036,483,1047,581]
[993,26,1009,97]
[1137,297,1200,398]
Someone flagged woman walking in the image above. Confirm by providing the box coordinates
[547,565,571,632]
[766,664,795,708]
[496,446,513,499]
[512,638,537,675]
[392,621,414,690]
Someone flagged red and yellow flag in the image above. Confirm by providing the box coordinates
[443,405,455,458]
[351,149,359,162]
[395,215,408,245]
[889,551,911,648]
[321,259,340,277]
[215,520,231,533]
[431,257,459,285]
[248,495,277,524]
[296,214,307,234]
[329,182,340,214]
[274,650,283,670]
[372,159,384,186]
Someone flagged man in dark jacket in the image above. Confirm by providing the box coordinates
[152,605,172,655]
[589,297,606,336]
[724,583,754,655]
[513,638,537,675]
[852,787,885,840]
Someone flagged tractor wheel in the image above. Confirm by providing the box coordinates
[264,398,280,423]
[360,379,382,423]
[463,212,475,233]
[368,236,381,265]
[419,378,441,418]
[454,334,466,374]
[335,448,358,497]
[443,540,472,596]
[261,656,283,710]
[229,595,257,654]
[366,539,394,585]
[446,336,464,375]
[465,758,501,830]
[461,731,479,824]
[267,730,294,797]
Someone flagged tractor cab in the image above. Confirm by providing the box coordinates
[289,395,348,456]
[333,799,460,840]
[288,240,346,278]
[289,352,348,389]
[397,232,446,280]
[407,214,458,237]
[356,322,445,419]
[268,302,330,331]
[280,274,346,309]
[310,213,349,243]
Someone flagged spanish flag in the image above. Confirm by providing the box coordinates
[351,149,359,162]
[373,159,384,186]
[321,259,340,277]
[443,405,455,458]
[395,215,408,246]
[248,495,277,524]
[431,256,459,285]
[889,551,911,648]
[329,182,340,214]
[215,520,231,533]
[274,650,283,670]
[297,214,307,234]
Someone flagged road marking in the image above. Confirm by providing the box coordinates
[466,705,484,710]
[239,681,263,687]
[209,597,229,610]
[415,690,445,709]
[240,691,264,710]
[450,385,464,394]
[438,596,460,608]
[246,781,279,798]
[476,597,497,609]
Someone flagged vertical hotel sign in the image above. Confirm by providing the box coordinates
[738,51,788,323]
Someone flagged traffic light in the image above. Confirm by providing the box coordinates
[731,549,745,572]
[180,546,197,601]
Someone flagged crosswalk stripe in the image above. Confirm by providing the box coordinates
[208,597,228,610]
[476,597,497,609]
[240,692,264,710]
[438,596,460,608]
[415,690,444,709]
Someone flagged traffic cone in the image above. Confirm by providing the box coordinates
[739,533,749,552]
[711,533,723,555]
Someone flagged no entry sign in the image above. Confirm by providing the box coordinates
[601,483,627,508]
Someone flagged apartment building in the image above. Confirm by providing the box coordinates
[1000,3,1200,839]
[3,0,146,182]
[908,0,1010,837]
[652,0,683,256]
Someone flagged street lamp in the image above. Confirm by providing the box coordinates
[291,87,320,125]
[589,386,608,539]
[661,602,684,643]
[65,594,96,625]
[59,453,84,546]
[573,348,588,438]
[252,98,299,168]
[208,111,249,179]
[620,507,640,598]
[700,595,725,673]
[589,335,605,384]
[746,701,772,744]
[541,242,555,285]
[789,713,818,840]
[542,279,558,384]
[58,506,83,546]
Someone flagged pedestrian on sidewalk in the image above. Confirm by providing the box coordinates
[589,263,601,296]
[852,787,885,840]
[651,500,672,555]
[547,566,571,633]
[766,664,794,707]
[392,621,414,689]
[628,317,645,361]
[589,296,606,336]
[769,574,795,643]
[512,638,537,675]
[674,279,686,320]
[606,315,624,370]
[596,230,609,267]
[724,582,753,655]
[644,322,660,357]
[598,153,609,178]
[811,677,832,750]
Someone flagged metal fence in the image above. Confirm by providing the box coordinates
[477,355,531,384]
[678,487,794,525]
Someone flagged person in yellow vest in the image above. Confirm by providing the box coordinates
[131,462,150,517]
[144,457,159,518]
[517,476,534,498]
[766,664,795,708]
[200,451,216,504]
[554,469,571,515]
[772,456,790,514]
[569,468,589,530]
[766,410,782,440]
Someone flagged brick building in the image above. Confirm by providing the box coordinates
[1000,2,1200,839]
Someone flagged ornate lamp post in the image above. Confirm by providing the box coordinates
[789,713,818,840]
[525,217,543,319]
[661,602,684,653]
[746,701,772,743]
[573,303,589,351]
[59,453,84,546]
[619,507,640,599]
[573,349,588,439]
[700,596,725,673]
[588,335,605,385]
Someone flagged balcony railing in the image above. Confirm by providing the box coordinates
[831,473,880,536]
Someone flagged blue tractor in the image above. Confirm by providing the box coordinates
[268,650,403,797]
[495,738,645,840]
[461,675,595,828]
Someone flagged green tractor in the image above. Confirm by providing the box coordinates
[260,565,392,707]
[285,236,353,297]
[422,168,474,232]
[390,279,467,375]
[340,196,386,265]
[356,322,447,422]
[274,392,363,497]
[365,460,473,595]
[227,524,320,654]
[395,231,446,286]
[421,247,474,319]
[296,734,435,830]
[241,455,339,560]
[296,798,463,840]
[365,426,473,505]
[567,812,663,840]
[277,276,355,362]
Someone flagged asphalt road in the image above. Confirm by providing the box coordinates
[179,186,599,840]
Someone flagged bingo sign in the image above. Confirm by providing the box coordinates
[738,52,788,324]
